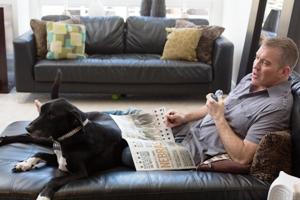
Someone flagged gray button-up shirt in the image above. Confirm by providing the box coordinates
[180,73,293,164]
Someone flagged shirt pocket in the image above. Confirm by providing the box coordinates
[227,103,253,138]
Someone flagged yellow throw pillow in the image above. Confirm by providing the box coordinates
[161,28,202,61]
[46,22,86,60]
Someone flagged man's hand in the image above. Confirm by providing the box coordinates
[165,110,187,128]
[206,93,257,165]
[206,93,225,121]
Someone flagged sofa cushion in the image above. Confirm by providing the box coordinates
[175,19,225,65]
[46,22,87,59]
[250,130,292,183]
[41,15,71,21]
[34,54,212,84]
[30,18,75,59]
[197,154,250,174]
[80,16,124,54]
[125,16,208,54]
[30,19,48,59]
[162,28,202,61]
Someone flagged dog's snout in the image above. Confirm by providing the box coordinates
[25,124,33,133]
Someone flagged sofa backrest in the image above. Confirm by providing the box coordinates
[290,71,300,177]
[80,16,124,54]
[125,16,208,54]
[41,15,71,21]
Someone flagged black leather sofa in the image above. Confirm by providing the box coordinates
[13,16,233,95]
[0,72,300,200]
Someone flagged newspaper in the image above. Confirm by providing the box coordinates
[110,108,196,171]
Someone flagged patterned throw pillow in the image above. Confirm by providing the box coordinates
[175,20,225,65]
[197,154,250,174]
[30,18,76,59]
[250,130,292,183]
[161,28,202,61]
[46,22,86,59]
[30,19,48,59]
[197,130,291,182]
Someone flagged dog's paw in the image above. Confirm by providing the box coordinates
[12,157,41,173]
[36,194,51,200]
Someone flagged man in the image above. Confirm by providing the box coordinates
[166,36,299,166]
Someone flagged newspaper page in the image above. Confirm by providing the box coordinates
[110,108,196,171]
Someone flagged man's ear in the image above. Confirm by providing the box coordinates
[34,99,42,113]
[280,65,291,78]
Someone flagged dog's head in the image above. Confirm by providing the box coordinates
[26,98,86,140]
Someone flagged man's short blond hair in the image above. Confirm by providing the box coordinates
[262,37,299,70]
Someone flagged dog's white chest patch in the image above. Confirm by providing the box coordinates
[53,142,68,172]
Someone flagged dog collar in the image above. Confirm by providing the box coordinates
[57,119,89,141]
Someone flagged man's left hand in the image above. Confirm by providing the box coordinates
[205,93,225,121]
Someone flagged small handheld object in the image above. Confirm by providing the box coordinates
[211,90,223,102]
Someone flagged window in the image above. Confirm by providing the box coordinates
[34,0,211,21]
[166,8,209,19]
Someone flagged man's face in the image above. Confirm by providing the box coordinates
[251,45,287,89]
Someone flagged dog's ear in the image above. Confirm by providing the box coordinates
[34,99,42,113]
[51,69,62,99]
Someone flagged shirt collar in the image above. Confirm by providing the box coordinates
[246,73,291,98]
[266,79,291,98]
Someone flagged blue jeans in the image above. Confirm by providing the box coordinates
[103,107,141,116]
[104,108,141,169]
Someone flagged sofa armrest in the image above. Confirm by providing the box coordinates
[211,36,234,94]
[13,31,36,92]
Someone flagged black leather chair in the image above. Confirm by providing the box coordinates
[0,72,300,200]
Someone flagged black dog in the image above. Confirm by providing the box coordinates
[0,71,126,200]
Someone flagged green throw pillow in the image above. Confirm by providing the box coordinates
[30,18,77,59]
[46,22,86,59]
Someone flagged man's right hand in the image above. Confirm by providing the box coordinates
[165,110,187,128]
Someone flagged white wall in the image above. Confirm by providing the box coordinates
[221,0,252,85]
[16,0,30,35]
[209,0,224,26]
